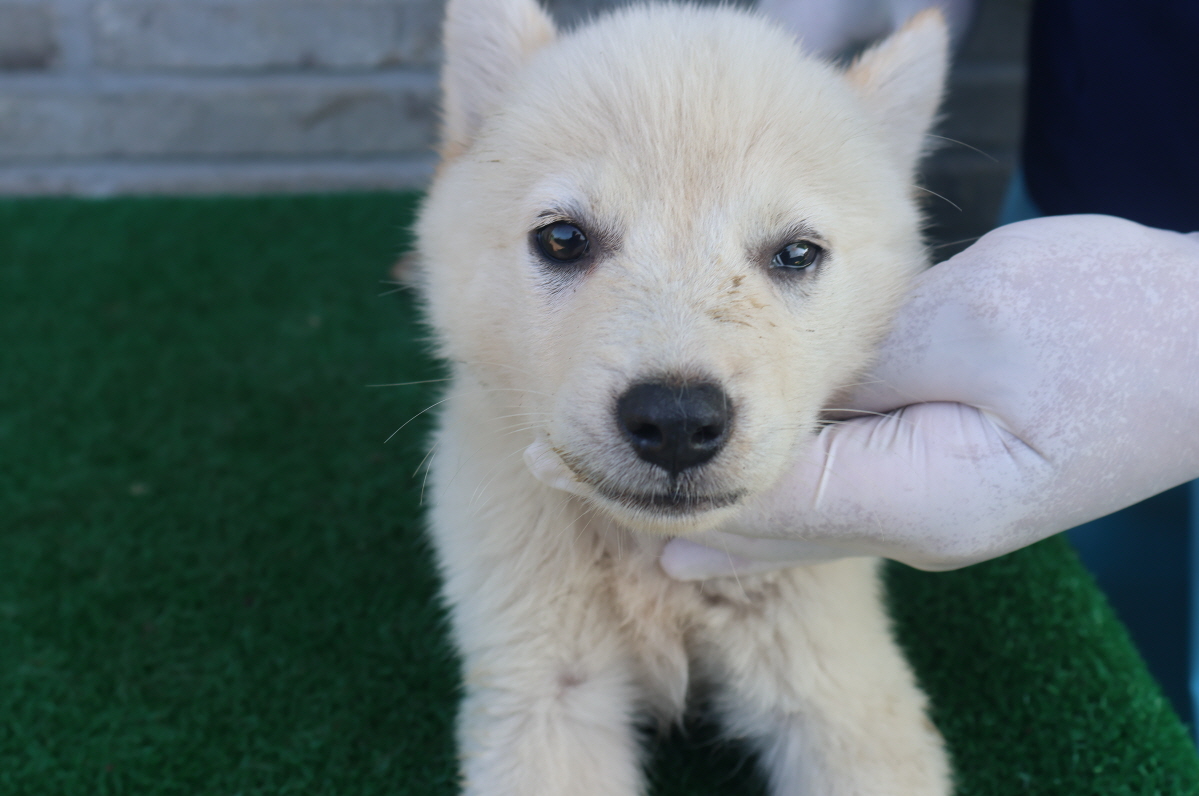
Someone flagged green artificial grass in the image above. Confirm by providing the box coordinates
[1,193,1195,795]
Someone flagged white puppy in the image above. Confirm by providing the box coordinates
[414,1,951,793]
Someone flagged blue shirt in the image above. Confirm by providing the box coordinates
[1022,0,1199,232]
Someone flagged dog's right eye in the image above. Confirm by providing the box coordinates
[534,222,590,263]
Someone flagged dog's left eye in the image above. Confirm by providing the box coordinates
[535,222,590,263]
[771,241,823,272]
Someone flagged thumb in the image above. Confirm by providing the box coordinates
[523,437,590,496]
[713,402,1045,568]
[660,531,868,580]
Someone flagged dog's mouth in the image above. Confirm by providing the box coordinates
[536,440,746,520]
[593,483,746,515]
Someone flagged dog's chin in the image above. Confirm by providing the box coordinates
[587,485,746,536]
[544,442,751,534]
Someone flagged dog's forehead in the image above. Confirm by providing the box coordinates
[488,11,882,232]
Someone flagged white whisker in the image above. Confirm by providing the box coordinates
[912,184,961,213]
[368,377,452,388]
[716,535,748,602]
[931,236,982,251]
[470,444,535,508]
[924,134,999,164]
[385,396,454,443]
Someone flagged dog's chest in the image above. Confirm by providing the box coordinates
[594,525,777,722]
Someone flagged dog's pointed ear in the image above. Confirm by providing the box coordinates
[441,0,556,153]
[846,9,948,172]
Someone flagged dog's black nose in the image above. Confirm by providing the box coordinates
[616,381,730,476]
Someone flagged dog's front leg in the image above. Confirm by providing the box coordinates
[454,640,645,796]
[693,559,950,796]
[441,513,646,796]
[428,399,646,796]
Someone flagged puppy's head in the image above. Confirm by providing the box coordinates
[417,0,947,534]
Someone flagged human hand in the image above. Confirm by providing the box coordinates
[650,216,1199,578]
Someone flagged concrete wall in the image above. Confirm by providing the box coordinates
[0,0,446,195]
[0,0,1029,250]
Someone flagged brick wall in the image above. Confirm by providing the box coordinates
[0,0,446,195]
[0,0,1028,248]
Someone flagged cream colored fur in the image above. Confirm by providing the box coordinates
[414,2,952,793]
